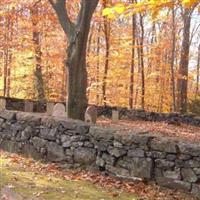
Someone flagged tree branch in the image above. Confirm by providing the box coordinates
[48,0,75,39]
[76,0,99,31]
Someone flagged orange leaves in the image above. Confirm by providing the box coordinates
[103,0,200,19]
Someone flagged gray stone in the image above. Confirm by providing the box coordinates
[154,168,163,177]
[146,151,166,159]
[155,159,174,169]
[84,141,93,148]
[113,140,123,148]
[60,135,70,143]
[74,147,96,165]
[96,156,105,167]
[106,165,130,177]
[0,140,20,153]
[166,154,176,161]
[178,154,191,160]
[178,142,200,157]
[0,110,16,120]
[102,153,116,165]
[21,126,33,141]
[156,177,191,191]
[151,138,177,153]
[40,128,57,141]
[181,168,198,183]
[191,184,200,198]
[46,142,66,161]
[65,149,73,156]
[62,141,71,148]
[163,169,181,180]
[32,137,47,148]
[128,149,145,158]
[193,168,200,175]
[90,126,115,141]
[16,112,41,124]
[75,124,90,134]
[130,157,153,179]
[108,147,127,158]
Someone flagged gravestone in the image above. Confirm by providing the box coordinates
[46,102,54,115]
[85,106,97,124]
[24,101,33,112]
[52,103,66,117]
[112,110,119,122]
[0,98,6,111]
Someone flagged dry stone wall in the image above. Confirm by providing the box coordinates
[0,110,200,198]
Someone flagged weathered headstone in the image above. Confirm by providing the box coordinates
[24,101,33,112]
[52,103,66,117]
[0,98,6,111]
[85,106,97,124]
[46,102,54,115]
[112,110,119,123]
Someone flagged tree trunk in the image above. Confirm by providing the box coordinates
[31,4,46,102]
[170,7,176,112]
[102,0,110,105]
[177,8,192,113]
[129,2,136,109]
[196,44,200,99]
[49,0,99,120]
[96,24,101,105]
[139,14,145,110]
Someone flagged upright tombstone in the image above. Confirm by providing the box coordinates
[85,106,97,124]
[46,102,55,115]
[24,101,33,112]
[0,98,6,111]
[112,110,119,123]
[52,103,66,117]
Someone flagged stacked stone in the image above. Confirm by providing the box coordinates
[0,110,200,198]
[97,106,200,126]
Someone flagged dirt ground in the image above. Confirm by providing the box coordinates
[97,118,200,142]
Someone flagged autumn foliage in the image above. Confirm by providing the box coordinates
[0,0,200,114]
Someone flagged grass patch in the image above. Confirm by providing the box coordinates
[0,156,138,200]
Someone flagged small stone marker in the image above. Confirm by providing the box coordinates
[85,106,97,124]
[46,102,54,115]
[112,110,119,122]
[24,101,33,112]
[52,103,66,117]
[0,98,6,111]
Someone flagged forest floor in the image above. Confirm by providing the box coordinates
[97,119,200,142]
[0,151,197,200]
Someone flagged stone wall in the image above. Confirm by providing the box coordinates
[97,106,200,126]
[0,110,200,198]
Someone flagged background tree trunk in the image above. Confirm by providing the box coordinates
[129,1,136,109]
[196,44,200,99]
[31,3,46,102]
[177,8,192,113]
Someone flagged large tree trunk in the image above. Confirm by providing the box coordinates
[49,0,99,120]
[177,8,192,113]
